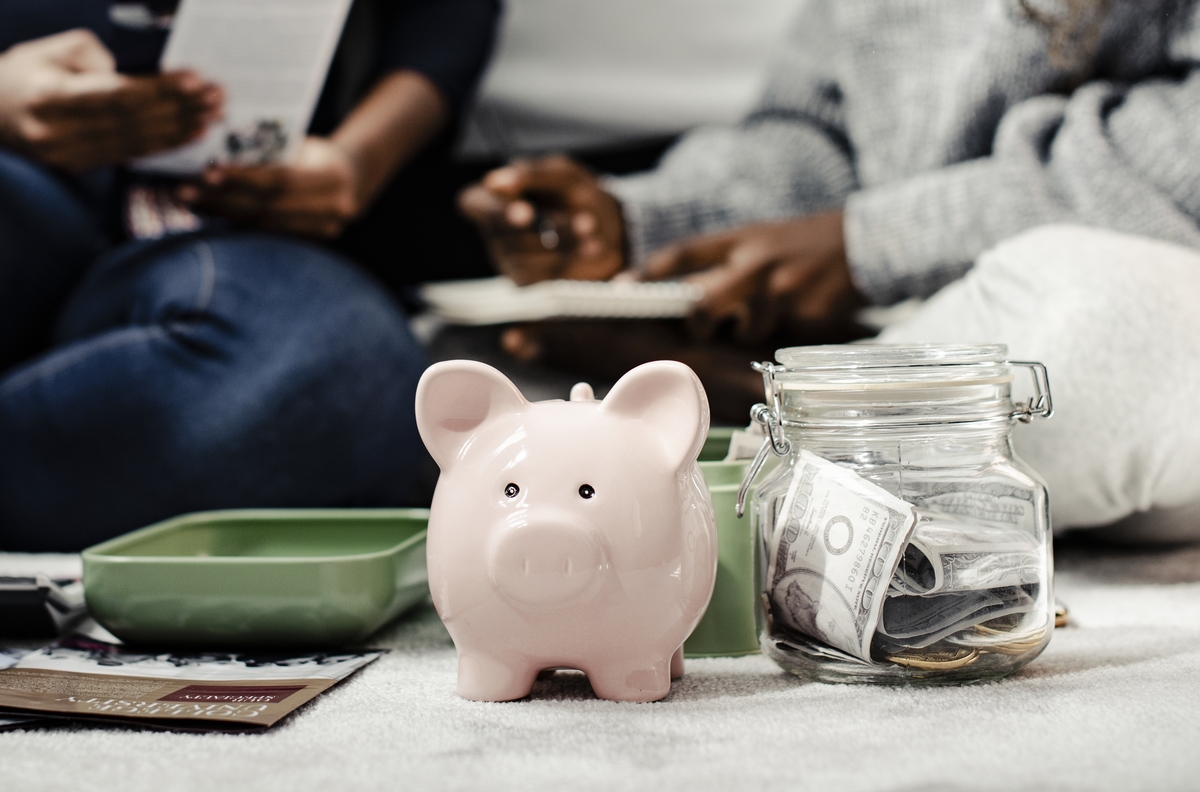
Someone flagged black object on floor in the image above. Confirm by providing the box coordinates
[0,576,87,639]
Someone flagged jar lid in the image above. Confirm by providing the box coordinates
[771,344,1014,391]
[736,345,1052,513]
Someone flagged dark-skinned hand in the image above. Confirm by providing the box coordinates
[458,154,626,285]
[0,29,222,173]
[641,211,862,343]
[178,137,362,239]
[178,69,452,239]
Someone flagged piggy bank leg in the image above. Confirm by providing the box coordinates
[671,645,685,680]
[586,656,673,703]
[456,650,538,702]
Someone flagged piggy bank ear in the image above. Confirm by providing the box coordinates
[601,361,710,471]
[416,360,528,469]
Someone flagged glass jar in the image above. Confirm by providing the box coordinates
[743,345,1054,684]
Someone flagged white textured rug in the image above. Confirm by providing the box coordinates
[2,540,1200,792]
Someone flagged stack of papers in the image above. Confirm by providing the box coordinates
[136,0,354,175]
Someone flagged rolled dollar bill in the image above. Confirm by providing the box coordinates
[891,520,1042,597]
[770,631,871,666]
[878,585,1037,649]
[766,451,917,662]
[903,480,1041,533]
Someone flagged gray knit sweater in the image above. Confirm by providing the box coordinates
[605,0,1200,305]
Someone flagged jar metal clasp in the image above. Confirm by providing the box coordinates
[734,359,1054,516]
[1010,361,1054,423]
[736,362,790,517]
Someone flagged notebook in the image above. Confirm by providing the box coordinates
[418,277,704,325]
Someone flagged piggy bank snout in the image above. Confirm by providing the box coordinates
[487,520,605,608]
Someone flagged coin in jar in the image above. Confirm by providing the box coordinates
[1055,600,1069,628]
[886,647,979,670]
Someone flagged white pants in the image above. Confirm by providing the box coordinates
[879,225,1200,540]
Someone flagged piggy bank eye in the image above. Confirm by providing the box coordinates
[504,483,520,499]
[578,484,595,499]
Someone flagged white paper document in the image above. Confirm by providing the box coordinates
[418,276,704,325]
[135,0,353,175]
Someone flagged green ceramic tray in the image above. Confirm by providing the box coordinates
[81,509,429,649]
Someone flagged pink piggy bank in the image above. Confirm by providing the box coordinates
[415,360,718,702]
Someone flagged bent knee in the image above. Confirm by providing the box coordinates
[885,225,1200,528]
[203,233,426,377]
[181,236,429,488]
[978,225,1200,303]
[960,225,1200,353]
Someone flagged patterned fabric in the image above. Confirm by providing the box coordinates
[607,0,1200,305]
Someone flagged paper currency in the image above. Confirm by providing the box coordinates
[723,426,767,461]
[878,585,1037,649]
[762,453,1049,668]
[903,480,1042,534]
[891,521,1043,596]
[770,632,871,667]
[765,451,917,662]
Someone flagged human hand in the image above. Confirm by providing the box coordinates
[0,29,221,172]
[178,137,364,238]
[458,155,625,285]
[642,212,861,342]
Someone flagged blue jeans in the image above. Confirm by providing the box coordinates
[0,151,429,551]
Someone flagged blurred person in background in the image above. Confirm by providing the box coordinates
[178,0,500,289]
[462,0,1200,537]
[0,0,497,551]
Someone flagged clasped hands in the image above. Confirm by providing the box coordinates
[459,155,861,344]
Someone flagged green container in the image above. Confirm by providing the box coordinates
[685,428,761,658]
[81,509,429,649]
[699,426,737,464]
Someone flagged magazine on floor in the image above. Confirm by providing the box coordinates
[0,636,382,733]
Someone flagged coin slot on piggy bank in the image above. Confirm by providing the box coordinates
[415,360,718,702]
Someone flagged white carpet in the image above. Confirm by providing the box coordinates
[2,540,1200,792]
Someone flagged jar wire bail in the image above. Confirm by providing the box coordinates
[733,358,1054,517]
[736,362,790,517]
[1010,361,1054,423]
